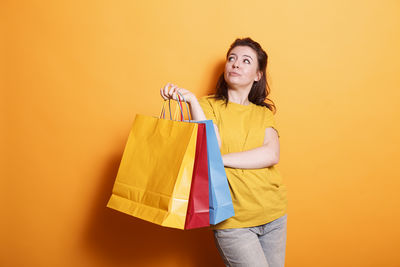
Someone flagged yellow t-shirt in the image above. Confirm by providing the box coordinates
[198,95,288,229]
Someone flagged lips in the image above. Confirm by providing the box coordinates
[229,71,241,76]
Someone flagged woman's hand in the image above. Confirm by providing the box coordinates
[160,83,215,141]
[160,83,196,103]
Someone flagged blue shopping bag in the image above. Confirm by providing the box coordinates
[175,92,234,225]
[198,120,235,224]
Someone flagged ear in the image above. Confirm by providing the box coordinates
[254,70,263,82]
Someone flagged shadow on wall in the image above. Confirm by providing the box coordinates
[82,61,226,266]
[82,140,225,267]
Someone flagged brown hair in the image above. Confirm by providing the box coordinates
[212,37,276,113]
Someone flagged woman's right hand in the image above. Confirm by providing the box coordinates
[160,83,196,104]
[160,82,221,147]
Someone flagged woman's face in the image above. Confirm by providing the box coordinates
[224,45,262,90]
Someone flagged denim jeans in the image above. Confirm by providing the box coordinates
[213,214,288,267]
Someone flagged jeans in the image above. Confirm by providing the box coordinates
[213,214,288,267]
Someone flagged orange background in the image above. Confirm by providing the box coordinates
[2,0,400,266]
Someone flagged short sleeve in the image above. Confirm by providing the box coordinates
[264,108,280,138]
[198,96,218,124]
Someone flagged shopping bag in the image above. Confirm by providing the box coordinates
[199,120,235,224]
[184,122,210,229]
[177,93,234,225]
[106,100,198,229]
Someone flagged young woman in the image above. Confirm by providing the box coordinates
[160,37,288,267]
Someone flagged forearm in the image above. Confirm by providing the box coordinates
[189,98,222,148]
[222,144,279,169]
[188,98,207,121]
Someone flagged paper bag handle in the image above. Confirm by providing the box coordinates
[159,92,191,121]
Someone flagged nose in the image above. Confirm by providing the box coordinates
[232,59,239,68]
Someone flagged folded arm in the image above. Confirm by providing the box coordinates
[222,127,280,169]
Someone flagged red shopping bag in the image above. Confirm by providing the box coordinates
[184,122,210,229]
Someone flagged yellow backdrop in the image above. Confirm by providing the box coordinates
[2,0,400,266]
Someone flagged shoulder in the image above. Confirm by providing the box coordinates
[198,95,225,107]
[251,103,274,116]
[199,94,217,102]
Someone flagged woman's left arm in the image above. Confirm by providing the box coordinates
[222,127,280,169]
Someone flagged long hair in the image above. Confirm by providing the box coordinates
[212,37,276,113]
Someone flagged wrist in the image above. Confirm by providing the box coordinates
[185,94,198,105]
[186,93,196,104]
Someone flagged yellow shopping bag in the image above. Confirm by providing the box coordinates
[107,101,198,229]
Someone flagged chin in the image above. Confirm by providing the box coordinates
[225,77,241,85]
[226,80,248,89]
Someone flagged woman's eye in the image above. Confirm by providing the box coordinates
[228,56,235,62]
[244,59,250,64]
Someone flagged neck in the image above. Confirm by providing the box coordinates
[227,86,251,105]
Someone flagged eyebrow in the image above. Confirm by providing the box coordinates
[229,53,253,60]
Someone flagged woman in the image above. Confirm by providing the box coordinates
[160,37,288,267]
